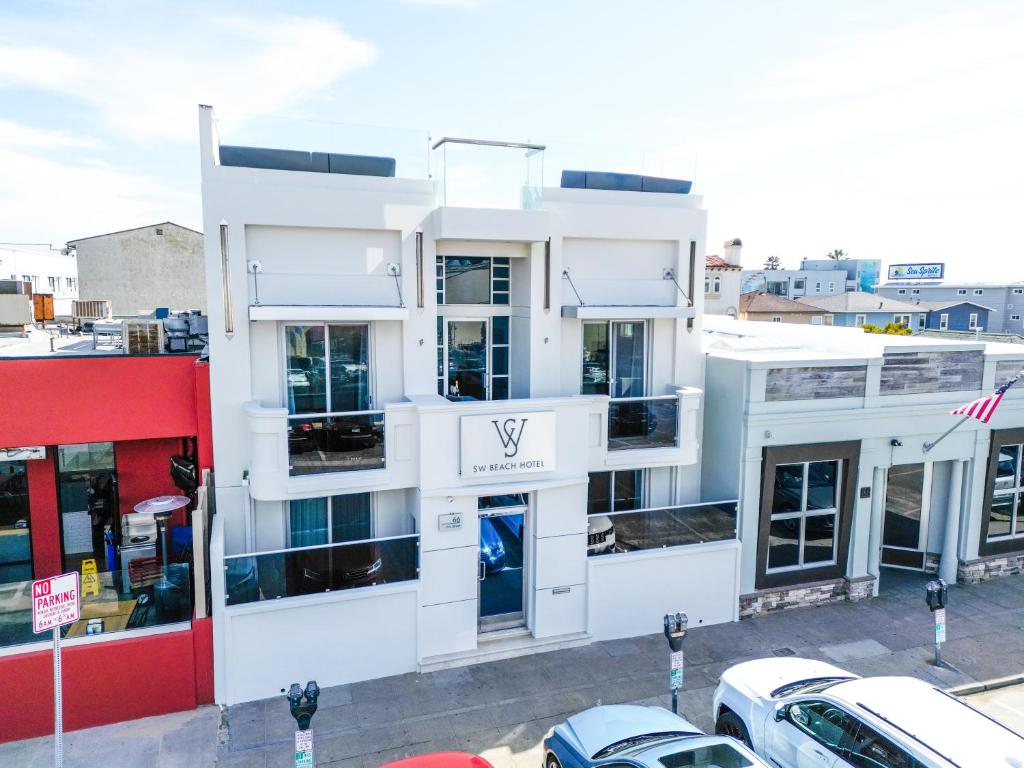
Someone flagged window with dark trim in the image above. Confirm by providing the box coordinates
[980,429,1024,555]
[756,441,860,589]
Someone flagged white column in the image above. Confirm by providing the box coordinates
[867,467,885,596]
[940,459,965,583]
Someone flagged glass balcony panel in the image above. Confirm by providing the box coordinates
[287,413,385,476]
[588,501,737,557]
[224,535,419,606]
[607,397,678,451]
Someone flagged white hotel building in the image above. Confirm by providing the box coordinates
[198,107,736,704]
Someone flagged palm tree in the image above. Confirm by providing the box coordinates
[826,249,847,261]
[764,255,781,270]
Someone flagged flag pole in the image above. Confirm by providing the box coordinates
[923,415,971,454]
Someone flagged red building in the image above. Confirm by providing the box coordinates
[0,350,214,743]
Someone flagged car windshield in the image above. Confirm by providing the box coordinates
[770,676,854,698]
[659,743,754,768]
[593,732,698,759]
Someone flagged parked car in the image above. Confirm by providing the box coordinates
[713,657,1024,767]
[479,517,506,572]
[587,514,616,554]
[378,752,493,768]
[544,704,770,768]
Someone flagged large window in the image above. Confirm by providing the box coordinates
[767,461,839,571]
[587,470,642,515]
[285,324,383,476]
[986,442,1024,543]
[757,442,858,588]
[289,494,372,547]
[436,256,509,305]
[0,462,31,584]
[285,324,370,414]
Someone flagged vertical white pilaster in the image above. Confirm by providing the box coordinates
[940,459,965,583]
[867,467,886,596]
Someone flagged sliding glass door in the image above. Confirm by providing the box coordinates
[581,321,646,397]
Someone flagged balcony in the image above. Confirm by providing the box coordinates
[223,535,419,605]
[245,400,417,500]
[608,395,679,451]
[588,500,738,557]
[288,411,385,476]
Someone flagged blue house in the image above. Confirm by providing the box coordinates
[920,300,994,332]
[797,291,926,330]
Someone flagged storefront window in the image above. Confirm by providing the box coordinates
[767,460,839,572]
[988,443,1024,541]
[57,442,117,573]
[0,461,31,584]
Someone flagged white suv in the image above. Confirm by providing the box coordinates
[712,657,1024,768]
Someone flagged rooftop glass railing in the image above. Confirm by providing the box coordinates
[223,535,419,605]
[607,396,679,451]
[588,501,738,557]
[287,411,385,476]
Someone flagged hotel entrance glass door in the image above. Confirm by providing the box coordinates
[446,320,487,400]
[882,463,931,570]
[478,495,526,632]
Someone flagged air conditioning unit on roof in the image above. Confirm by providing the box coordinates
[123,319,164,354]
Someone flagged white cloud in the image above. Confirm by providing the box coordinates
[401,0,482,8]
[0,14,376,145]
[0,146,198,243]
[0,119,97,149]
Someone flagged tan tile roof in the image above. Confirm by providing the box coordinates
[740,291,826,313]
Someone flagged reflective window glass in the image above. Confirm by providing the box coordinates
[773,465,803,514]
[582,323,609,395]
[768,520,800,569]
[285,325,327,414]
[329,325,370,412]
[444,257,490,304]
[806,461,838,510]
[846,721,912,768]
[803,514,836,563]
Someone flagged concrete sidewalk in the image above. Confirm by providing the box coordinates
[4,569,1023,767]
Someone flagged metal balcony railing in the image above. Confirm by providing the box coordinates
[287,411,385,476]
[223,535,419,605]
[607,395,679,451]
[587,500,738,557]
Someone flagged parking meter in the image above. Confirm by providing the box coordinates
[286,680,320,730]
[664,612,688,652]
[926,579,947,612]
[663,613,688,713]
[925,580,948,667]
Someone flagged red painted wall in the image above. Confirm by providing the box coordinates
[194,361,213,472]
[0,355,202,447]
[0,627,207,743]
[27,453,61,579]
[192,617,214,705]
[115,438,189,526]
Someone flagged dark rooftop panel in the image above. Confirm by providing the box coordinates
[560,169,691,195]
[219,145,395,177]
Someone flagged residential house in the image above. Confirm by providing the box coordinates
[704,238,743,317]
[879,281,1024,334]
[797,291,925,330]
[739,291,832,325]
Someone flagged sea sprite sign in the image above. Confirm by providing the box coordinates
[888,262,945,280]
[460,411,556,478]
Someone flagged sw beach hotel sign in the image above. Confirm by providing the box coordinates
[460,411,556,478]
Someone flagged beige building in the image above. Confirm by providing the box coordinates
[68,222,205,316]
[704,238,743,317]
[739,291,832,324]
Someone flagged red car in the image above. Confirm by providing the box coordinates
[379,753,494,768]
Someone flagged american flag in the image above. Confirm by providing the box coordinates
[951,373,1023,424]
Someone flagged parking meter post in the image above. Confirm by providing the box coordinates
[663,612,688,714]
[286,681,320,767]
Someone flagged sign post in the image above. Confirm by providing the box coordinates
[32,572,81,768]
[294,729,314,767]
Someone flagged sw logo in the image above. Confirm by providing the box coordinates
[492,418,527,458]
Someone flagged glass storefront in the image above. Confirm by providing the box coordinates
[57,442,118,573]
[0,461,31,584]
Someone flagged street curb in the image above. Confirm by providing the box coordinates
[948,674,1024,696]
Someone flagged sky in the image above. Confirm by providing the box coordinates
[1,0,1022,278]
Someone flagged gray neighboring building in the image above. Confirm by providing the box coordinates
[68,222,205,316]
[879,281,1024,334]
